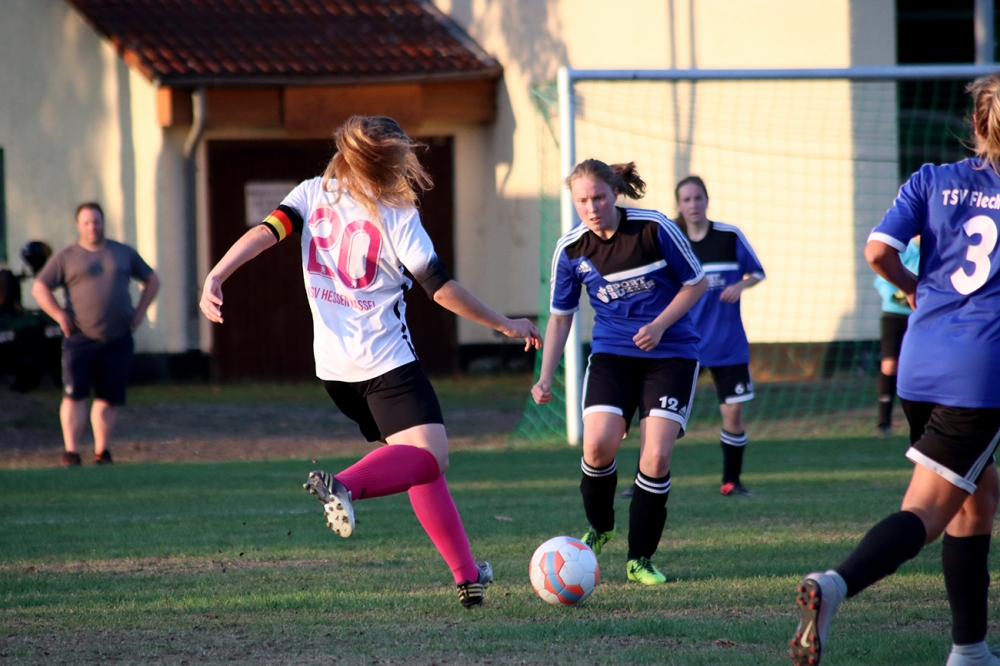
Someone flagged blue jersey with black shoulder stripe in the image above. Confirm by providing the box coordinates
[870,159,1000,408]
[685,221,765,367]
[549,207,705,359]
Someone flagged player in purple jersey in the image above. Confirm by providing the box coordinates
[621,175,764,499]
[676,175,764,496]
[532,159,707,585]
[790,73,1000,666]
[201,116,541,609]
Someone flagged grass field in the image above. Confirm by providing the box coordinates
[0,377,991,664]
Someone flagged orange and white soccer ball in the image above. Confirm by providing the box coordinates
[529,536,599,605]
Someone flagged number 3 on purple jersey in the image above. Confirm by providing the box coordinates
[951,214,998,295]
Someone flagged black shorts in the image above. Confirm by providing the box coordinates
[901,399,1000,493]
[323,361,444,442]
[582,353,699,435]
[880,313,909,361]
[706,363,754,404]
[62,332,133,405]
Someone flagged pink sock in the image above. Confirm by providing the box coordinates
[334,445,440,500]
[408,475,480,584]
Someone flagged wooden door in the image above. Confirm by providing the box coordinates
[405,136,458,374]
[206,137,457,381]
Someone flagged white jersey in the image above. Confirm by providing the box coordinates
[262,177,447,382]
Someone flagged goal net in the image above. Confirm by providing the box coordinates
[514,66,995,445]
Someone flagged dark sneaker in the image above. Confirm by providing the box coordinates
[93,450,113,465]
[790,572,845,666]
[876,423,892,437]
[581,526,616,555]
[621,484,635,498]
[303,470,355,538]
[457,561,493,608]
[626,557,667,585]
[61,452,82,467]
[720,481,755,497]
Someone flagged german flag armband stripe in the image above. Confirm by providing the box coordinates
[261,205,303,242]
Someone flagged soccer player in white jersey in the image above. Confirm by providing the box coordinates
[789,73,1000,666]
[532,159,707,585]
[675,175,765,496]
[200,116,541,609]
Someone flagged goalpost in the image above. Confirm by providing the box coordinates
[517,64,999,446]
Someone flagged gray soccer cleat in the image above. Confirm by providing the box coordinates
[790,571,846,665]
[946,645,1000,666]
[303,470,355,538]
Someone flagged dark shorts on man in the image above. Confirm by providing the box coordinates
[901,398,1000,494]
[62,332,134,405]
[880,312,909,360]
[706,363,755,404]
[323,361,444,443]
[582,353,699,435]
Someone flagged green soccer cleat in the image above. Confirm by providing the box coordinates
[581,526,616,555]
[303,470,355,538]
[627,557,667,585]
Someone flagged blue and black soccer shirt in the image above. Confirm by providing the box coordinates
[549,207,705,359]
[871,158,1000,408]
[685,221,765,367]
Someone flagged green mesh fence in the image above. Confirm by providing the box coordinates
[512,75,973,445]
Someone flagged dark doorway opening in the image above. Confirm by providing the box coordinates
[895,1,995,178]
[206,136,456,382]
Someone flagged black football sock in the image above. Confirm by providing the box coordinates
[835,510,926,597]
[721,430,747,484]
[943,533,991,645]
[627,471,671,560]
[580,458,617,533]
[877,372,896,427]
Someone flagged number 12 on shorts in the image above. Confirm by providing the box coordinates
[659,396,680,412]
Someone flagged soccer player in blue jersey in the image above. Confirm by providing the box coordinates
[874,237,920,435]
[790,73,1000,666]
[675,176,765,496]
[531,159,707,585]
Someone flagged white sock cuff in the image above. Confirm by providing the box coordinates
[823,569,849,599]
[635,471,671,495]
[581,457,617,478]
[951,641,990,657]
[720,430,747,446]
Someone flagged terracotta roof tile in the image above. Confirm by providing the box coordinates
[65,0,501,85]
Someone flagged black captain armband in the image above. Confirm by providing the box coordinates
[413,255,451,297]
[260,205,304,242]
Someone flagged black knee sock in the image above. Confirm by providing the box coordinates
[580,458,617,533]
[877,372,897,427]
[627,471,671,560]
[721,430,747,484]
[943,533,992,645]
[835,510,926,597]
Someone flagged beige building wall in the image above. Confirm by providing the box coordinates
[437,0,897,344]
[3,0,899,358]
[0,0,188,353]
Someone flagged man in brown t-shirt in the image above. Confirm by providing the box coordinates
[32,202,160,466]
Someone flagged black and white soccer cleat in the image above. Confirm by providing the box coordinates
[303,470,355,538]
[457,561,494,609]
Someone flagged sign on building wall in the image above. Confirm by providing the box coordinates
[244,181,298,227]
